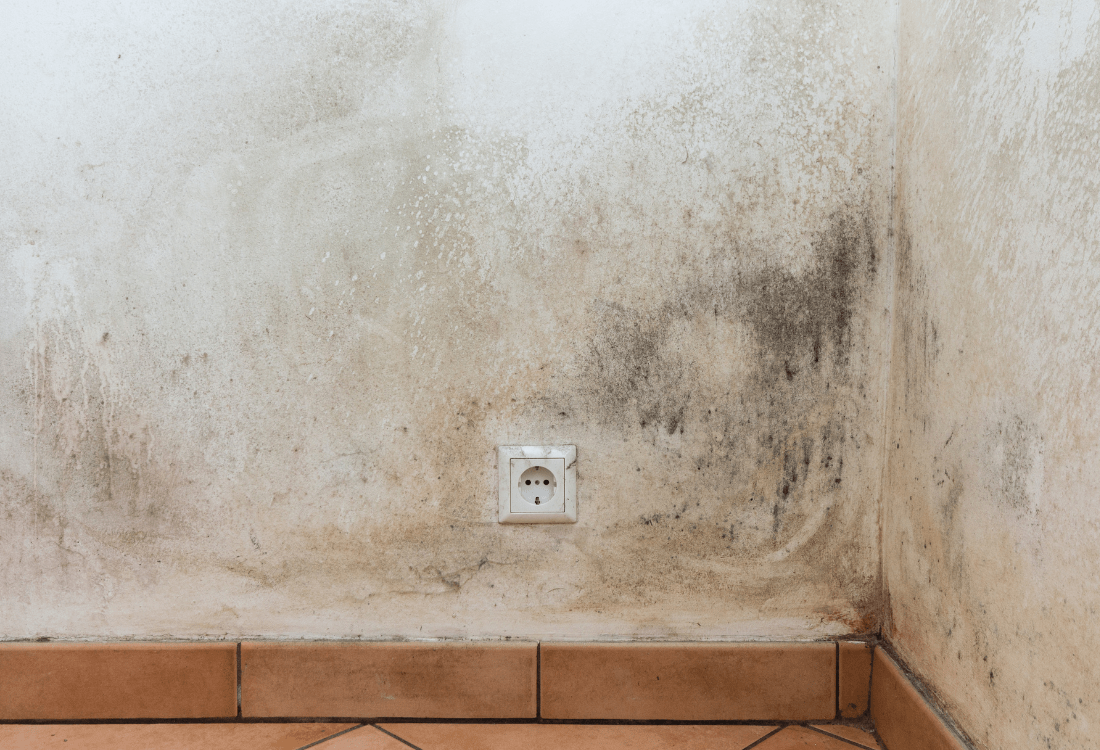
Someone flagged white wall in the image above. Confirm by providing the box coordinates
[887,1,1100,747]
[0,0,896,639]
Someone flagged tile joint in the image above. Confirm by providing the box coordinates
[373,724,427,750]
[236,642,243,719]
[294,723,368,750]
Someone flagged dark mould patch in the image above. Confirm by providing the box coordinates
[544,204,882,602]
[892,214,943,424]
[743,210,876,369]
[991,415,1039,512]
[582,298,691,436]
[574,205,878,438]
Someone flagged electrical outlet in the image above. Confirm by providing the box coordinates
[497,445,577,524]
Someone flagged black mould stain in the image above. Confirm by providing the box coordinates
[744,210,875,370]
[554,205,879,580]
[573,206,877,441]
[584,300,689,436]
[893,214,942,423]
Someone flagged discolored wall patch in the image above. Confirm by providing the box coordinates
[0,0,895,640]
[885,1,1100,748]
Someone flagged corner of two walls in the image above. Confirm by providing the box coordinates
[883,0,1100,749]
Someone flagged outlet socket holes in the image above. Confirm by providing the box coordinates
[508,457,565,513]
[498,446,577,524]
[519,466,557,505]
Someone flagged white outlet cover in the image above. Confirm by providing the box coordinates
[498,445,577,524]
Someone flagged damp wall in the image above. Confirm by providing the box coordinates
[0,0,896,639]
[886,1,1100,748]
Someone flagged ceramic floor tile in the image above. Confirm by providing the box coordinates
[378,723,777,750]
[754,726,872,749]
[811,724,884,749]
[0,722,359,750]
[311,725,426,749]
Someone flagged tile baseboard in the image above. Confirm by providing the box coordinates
[871,648,971,750]
[0,643,237,720]
[240,641,537,718]
[540,642,836,721]
[840,640,875,718]
[0,636,974,747]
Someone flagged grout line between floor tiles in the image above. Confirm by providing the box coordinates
[373,724,426,750]
[740,725,786,750]
[807,724,879,750]
[536,642,541,720]
[370,722,802,750]
[295,723,368,750]
[237,642,243,719]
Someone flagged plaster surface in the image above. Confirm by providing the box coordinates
[886,1,1100,748]
[0,0,895,639]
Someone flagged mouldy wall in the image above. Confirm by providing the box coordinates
[886,1,1100,748]
[0,0,895,639]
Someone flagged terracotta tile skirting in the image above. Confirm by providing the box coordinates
[0,637,975,748]
[839,640,875,718]
[0,723,365,750]
[870,648,969,750]
[0,642,237,720]
[540,642,836,721]
[240,641,537,718]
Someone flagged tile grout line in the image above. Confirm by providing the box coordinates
[536,642,541,720]
[374,724,427,750]
[807,724,880,750]
[294,723,368,750]
[369,723,805,750]
[740,725,786,750]
[237,642,243,719]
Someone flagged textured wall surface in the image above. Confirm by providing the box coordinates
[887,1,1100,748]
[0,0,895,639]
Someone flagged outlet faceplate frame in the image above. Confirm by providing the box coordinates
[497,445,577,524]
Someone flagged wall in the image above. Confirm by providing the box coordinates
[0,0,896,639]
[887,1,1100,748]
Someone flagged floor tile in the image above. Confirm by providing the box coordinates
[241,642,536,718]
[754,726,872,749]
[0,643,237,720]
[838,642,874,718]
[378,723,777,750]
[540,642,835,720]
[811,724,883,749]
[303,725,413,748]
[0,722,359,750]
